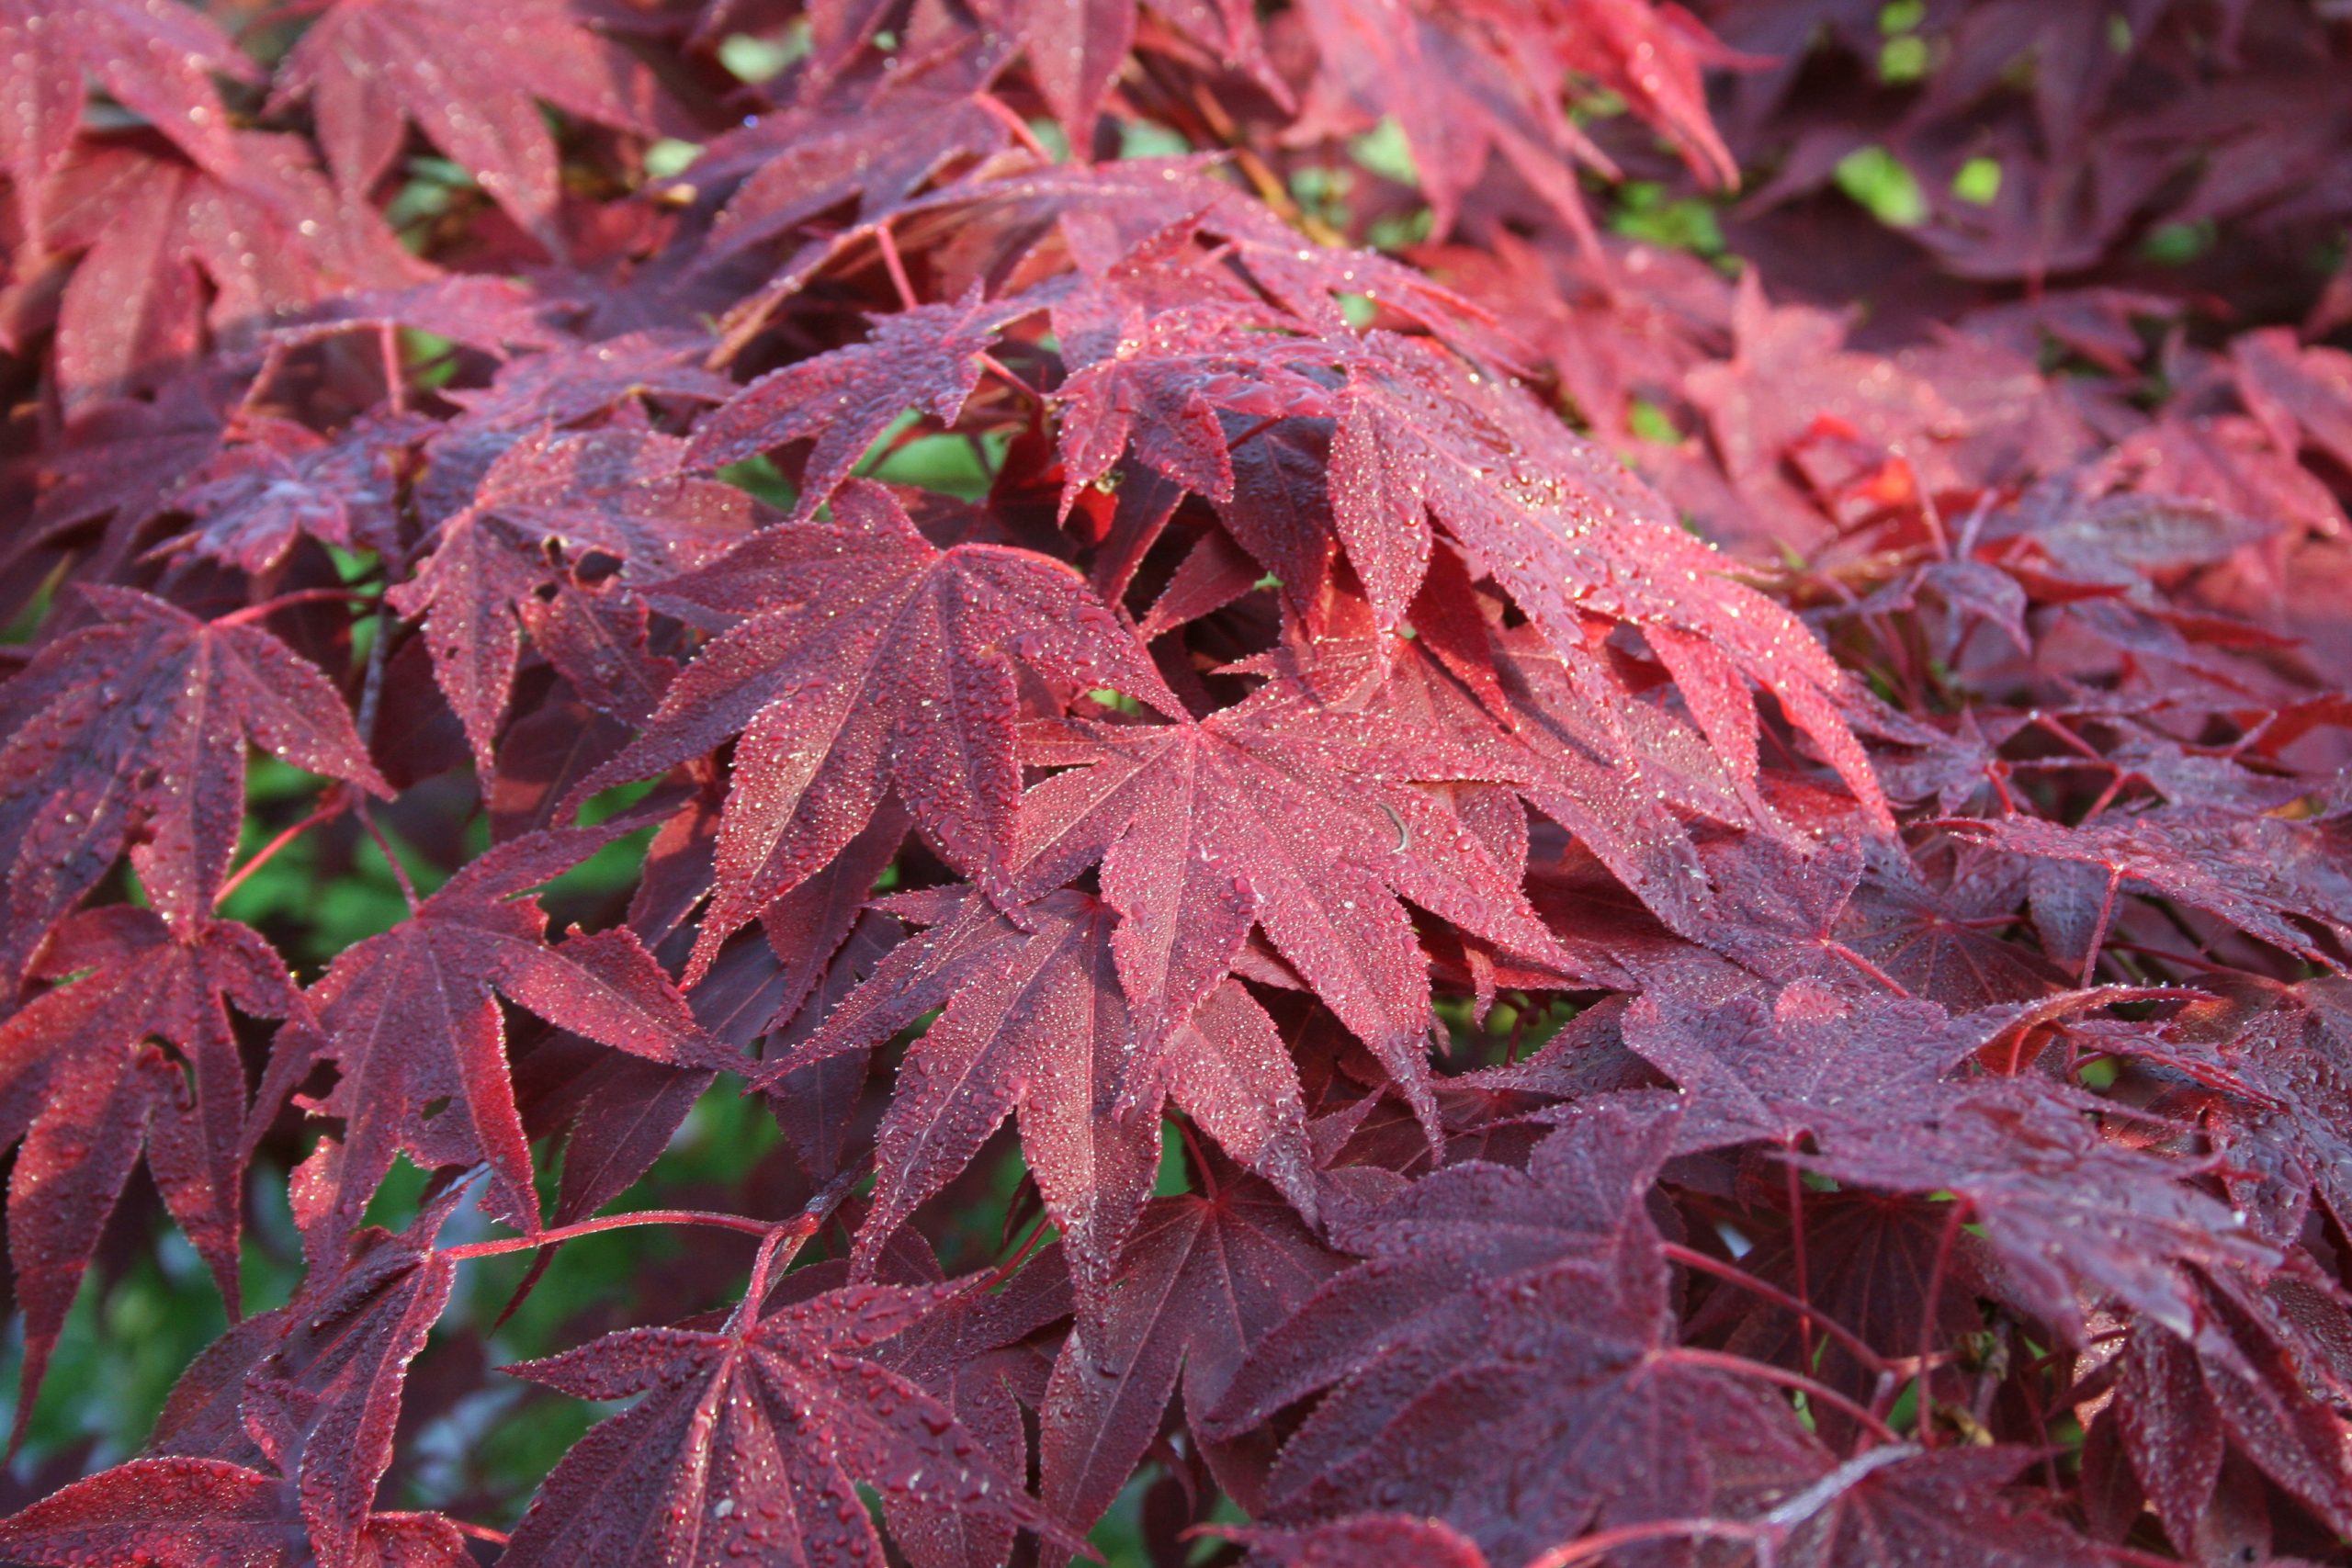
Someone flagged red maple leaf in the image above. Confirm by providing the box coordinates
[39,131,424,407]
[0,0,257,238]
[500,1248,1074,1567]
[1204,1099,1825,1564]
[0,908,303,1431]
[390,426,768,776]
[272,0,673,243]
[146,1196,463,1568]
[253,824,723,1260]
[1037,1168,1344,1540]
[686,291,1042,521]
[0,587,391,979]
[776,888,1317,1303]
[0,1457,469,1568]
[580,479,1179,978]
[164,413,427,576]
[1011,669,1630,1128]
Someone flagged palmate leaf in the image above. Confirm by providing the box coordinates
[2,0,2351,1559]
[1324,330,1892,823]
[1288,0,1734,238]
[147,1195,463,1568]
[0,587,391,979]
[390,425,767,776]
[862,1239,1075,1568]
[1009,681,1591,1128]
[0,908,303,1431]
[686,290,1044,520]
[1038,1169,1344,1543]
[164,413,427,576]
[272,0,673,243]
[253,824,723,1261]
[0,0,256,238]
[773,888,1317,1303]
[0,1458,469,1568]
[38,131,424,407]
[1204,1099,1826,1564]
[1025,268,1894,827]
[580,479,1181,978]
[501,1268,1074,1568]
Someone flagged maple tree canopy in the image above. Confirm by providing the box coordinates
[0,1,2350,1565]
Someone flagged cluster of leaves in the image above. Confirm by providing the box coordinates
[0,1,2348,1565]
[1690,0,2352,331]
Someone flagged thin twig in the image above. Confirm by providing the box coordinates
[214,587,379,627]
[1525,1517,1764,1568]
[356,801,420,913]
[215,789,351,908]
[441,1208,784,1261]
[1784,1158,1817,1376]
[1665,1347,1904,1444]
[1661,1243,1893,1376]
[874,224,921,313]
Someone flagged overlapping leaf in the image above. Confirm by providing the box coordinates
[582,479,1180,977]
[253,824,721,1259]
[501,1270,1071,1567]
[0,588,390,978]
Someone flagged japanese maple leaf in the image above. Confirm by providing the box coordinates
[1009,682,1608,1129]
[434,328,734,433]
[1772,1446,2115,1566]
[16,369,235,561]
[1330,611,1745,941]
[578,479,1180,979]
[40,131,424,408]
[500,1270,1070,1567]
[390,427,768,775]
[1001,0,1276,152]
[272,0,672,243]
[1327,331,1891,822]
[1835,842,2058,1010]
[1680,276,1962,548]
[1048,308,1885,822]
[525,802,909,1228]
[0,1458,469,1568]
[776,889,1316,1303]
[1203,1099,1823,1564]
[162,413,427,575]
[1627,968,2267,1335]
[0,586,391,980]
[2232,329,2352,480]
[2168,978,2352,1242]
[762,908,907,1190]
[686,291,1042,521]
[0,0,256,239]
[146,1195,461,1568]
[1289,0,1730,238]
[253,825,725,1261]
[265,275,571,363]
[1292,0,1584,239]
[1689,1191,1992,1444]
[695,46,1016,264]
[2113,1324,2254,1552]
[1051,314,1332,521]
[1949,809,2352,972]
[2106,1269,2352,1548]
[0,908,302,1433]
[1806,1083,2272,1342]
[1037,1170,1343,1540]
[1617,980,2054,1155]
[862,1239,1075,1568]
